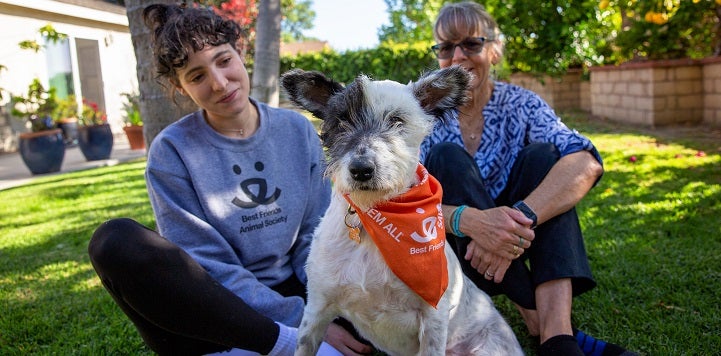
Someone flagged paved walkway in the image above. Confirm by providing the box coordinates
[0,135,147,191]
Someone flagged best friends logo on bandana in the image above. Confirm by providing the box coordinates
[344,164,448,308]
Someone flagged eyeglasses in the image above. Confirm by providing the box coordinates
[431,37,487,60]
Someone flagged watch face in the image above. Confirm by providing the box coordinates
[513,201,537,228]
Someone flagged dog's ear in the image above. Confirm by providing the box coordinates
[280,69,344,120]
[410,66,471,117]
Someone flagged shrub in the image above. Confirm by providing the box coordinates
[280,41,437,84]
[606,0,720,62]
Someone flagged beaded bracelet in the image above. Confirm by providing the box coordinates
[451,205,468,237]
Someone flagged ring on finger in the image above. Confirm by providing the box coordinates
[518,236,524,248]
[485,270,494,278]
[512,244,519,255]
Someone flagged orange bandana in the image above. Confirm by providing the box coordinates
[344,164,448,307]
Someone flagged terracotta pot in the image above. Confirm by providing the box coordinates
[18,129,66,175]
[123,125,145,150]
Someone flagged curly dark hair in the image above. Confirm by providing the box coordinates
[143,3,242,86]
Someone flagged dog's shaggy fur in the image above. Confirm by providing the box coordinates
[281,67,523,356]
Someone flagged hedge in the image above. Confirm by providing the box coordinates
[280,41,438,84]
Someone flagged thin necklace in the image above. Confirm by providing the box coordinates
[459,110,483,140]
[460,82,493,141]
[214,127,245,137]
[204,113,246,137]
[468,126,480,140]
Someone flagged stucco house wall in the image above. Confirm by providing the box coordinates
[0,0,137,152]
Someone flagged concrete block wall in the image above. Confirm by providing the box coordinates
[702,57,721,126]
[579,81,591,112]
[590,59,705,127]
[509,58,720,127]
[591,66,653,126]
[509,70,585,112]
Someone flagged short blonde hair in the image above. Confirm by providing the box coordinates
[433,1,504,60]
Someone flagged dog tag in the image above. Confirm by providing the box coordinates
[348,226,361,244]
[345,205,362,244]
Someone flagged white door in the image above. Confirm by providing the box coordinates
[75,38,105,112]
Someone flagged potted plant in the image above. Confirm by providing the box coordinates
[11,78,65,175]
[120,91,144,150]
[53,95,80,147]
[77,98,113,161]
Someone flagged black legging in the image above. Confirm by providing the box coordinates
[424,142,596,310]
[88,218,302,355]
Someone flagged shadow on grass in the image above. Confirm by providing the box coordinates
[0,160,154,354]
[554,111,721,354]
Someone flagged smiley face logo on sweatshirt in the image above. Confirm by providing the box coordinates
[231,161,281,208]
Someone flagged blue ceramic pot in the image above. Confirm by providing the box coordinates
[78,124,114,161]
[18,129,66,175]
[57,118,79,147]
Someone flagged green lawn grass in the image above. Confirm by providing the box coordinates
[1,113,719,355]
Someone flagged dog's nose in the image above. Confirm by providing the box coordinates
[349,159,374,182]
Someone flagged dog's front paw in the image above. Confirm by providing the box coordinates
[294,336,317,356]
[294,323,324,356]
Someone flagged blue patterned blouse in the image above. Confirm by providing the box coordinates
[419,81,602,200]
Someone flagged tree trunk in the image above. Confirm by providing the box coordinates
[125,0,197,149]
[251,0,281,106]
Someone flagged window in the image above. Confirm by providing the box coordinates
[45,38,74,99]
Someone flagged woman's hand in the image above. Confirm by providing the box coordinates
[324,322,373,355]
[465,240,512,282]
[459,206,535,282]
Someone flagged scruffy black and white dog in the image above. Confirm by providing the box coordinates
[281,67,523,356]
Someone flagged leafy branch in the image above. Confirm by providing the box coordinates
[17,23,68,53]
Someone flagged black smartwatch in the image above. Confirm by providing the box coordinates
[512,201,537,229]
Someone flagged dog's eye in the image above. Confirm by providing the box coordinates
[388,115,404,127]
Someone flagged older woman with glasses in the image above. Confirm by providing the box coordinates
[420,2,636,356]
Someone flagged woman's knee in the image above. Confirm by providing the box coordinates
[519,143,560,170]
[425,142,495,207]
[507,143,561,189]
[88,218,155,269]
[424,142,469,172]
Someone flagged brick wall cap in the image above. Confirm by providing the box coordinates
[699,56,721,65]
[588,57,717,71]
